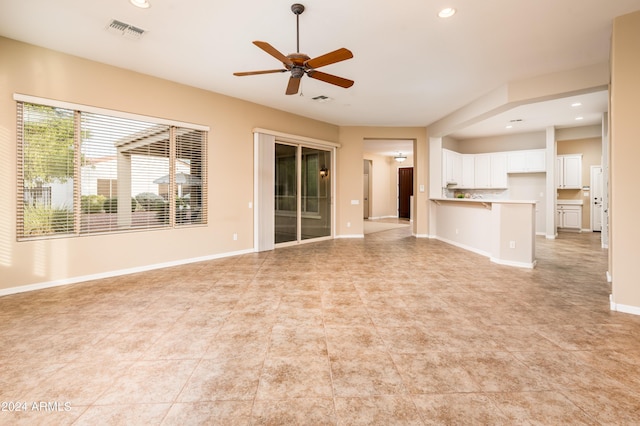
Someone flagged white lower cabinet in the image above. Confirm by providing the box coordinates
[557,204,582,229]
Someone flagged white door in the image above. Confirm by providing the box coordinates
[591,165,603,231]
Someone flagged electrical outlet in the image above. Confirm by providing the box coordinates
[509,241,516,249]
[455,228,459,235]
[233,233,238,241]
[347,222,351,228]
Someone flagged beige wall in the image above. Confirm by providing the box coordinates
[456,131,545,154]
[557,137,602,229]
[610,10,640,311]
[0,37,339,291]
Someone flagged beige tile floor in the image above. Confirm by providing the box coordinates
[1,227,640,425]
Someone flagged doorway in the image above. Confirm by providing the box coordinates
[398,167,413,219]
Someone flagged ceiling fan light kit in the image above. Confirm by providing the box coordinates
[233,3,354,95]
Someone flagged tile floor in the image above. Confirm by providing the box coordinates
[1,227,640,425]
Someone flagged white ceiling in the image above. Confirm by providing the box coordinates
[1,0,637,149]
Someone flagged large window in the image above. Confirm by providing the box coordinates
[16,100,207,240]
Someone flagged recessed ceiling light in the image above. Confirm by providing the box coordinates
[130,0,150,9]
[575,116,584,120]
[505,125,513,129]
[571,102,582,107]
[438,8,456,18]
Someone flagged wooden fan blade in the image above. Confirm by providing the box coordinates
[286,76,301,95]
[307,70,354,88]
[253,41,294,66]
[234,69,287,76]
[305,48,353,69]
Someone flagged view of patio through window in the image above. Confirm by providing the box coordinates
[17,101,207,239]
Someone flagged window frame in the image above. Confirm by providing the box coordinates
[15,94,209,241]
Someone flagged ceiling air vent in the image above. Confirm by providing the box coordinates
[312,95,332,103]
[106,19,146,40]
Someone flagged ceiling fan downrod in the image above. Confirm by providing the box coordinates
[291,3,305,53]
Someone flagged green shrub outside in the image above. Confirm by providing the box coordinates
[23,205,74,235]
[104,197,138,213]
[135,192,166,212]
[81,195,105,214]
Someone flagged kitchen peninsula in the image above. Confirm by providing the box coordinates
[430,198,537,268]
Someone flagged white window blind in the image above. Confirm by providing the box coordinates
[16,101,207,240]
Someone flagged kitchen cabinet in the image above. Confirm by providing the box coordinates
[557,204,582,229]
[461,154,475,188]
[442,149,462,186]
[474,154,491,188]
[507,149,546,173]
[474,153,507,188]
[490,152,508,188]
[557,154,582,189]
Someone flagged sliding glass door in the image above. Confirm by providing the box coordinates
[275,143,332,245]
[275,143,297,243]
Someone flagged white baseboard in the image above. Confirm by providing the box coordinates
[610,295,640,316]
[545,234,557,240]
[435,236,535,268]
[0,248,254,298]
[434,236,491,258]
[336,234,365,239]
[490,257,537,269]
[413,233,431,238]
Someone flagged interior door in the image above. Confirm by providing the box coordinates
[591,165,603,231]
[363,174,369,219]
[363,160,371,219]
[398,167,413,219]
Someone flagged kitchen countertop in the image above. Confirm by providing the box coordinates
[430,197,536,204]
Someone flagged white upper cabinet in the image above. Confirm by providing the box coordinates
[442,149,462,186]
[441,148,543,190]
[490,152,508,188]
[475,153,507,188]
[461,154,475,188]
[507,149,546,173]
[557,154,582,189]
[474,154,491,188]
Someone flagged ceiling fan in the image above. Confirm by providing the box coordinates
[233,3,354,95]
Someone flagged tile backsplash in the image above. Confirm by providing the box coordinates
[443,188,509,200]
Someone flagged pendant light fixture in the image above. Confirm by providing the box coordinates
[394,153,407,163]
